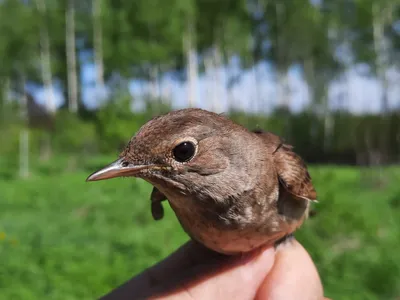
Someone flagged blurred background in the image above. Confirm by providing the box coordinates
[0,0,399,299]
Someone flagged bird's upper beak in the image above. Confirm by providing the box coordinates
[86,158,150,182]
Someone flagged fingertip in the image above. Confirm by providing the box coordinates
[244,245,276,278]
[256,239,324,300]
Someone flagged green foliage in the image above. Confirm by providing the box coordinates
[53,111,97,154]
[0,123,24,158]
[95,96,145,152]
[0,171,186,299]
[1,105,399,165]
[296,166,400,299]
[0,160,399,299]
[229,110,400,164]
[0,0,39,78]
[94,95,173,153]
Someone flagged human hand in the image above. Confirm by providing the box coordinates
[100,238,327,300]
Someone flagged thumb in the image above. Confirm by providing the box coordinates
[256,239,324,300]
[171,245,276,300]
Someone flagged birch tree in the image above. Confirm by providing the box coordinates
[92,0,105,100]
[35,0,56,114]
[183,19,198,108]
[35,0,56,160]
[19,74,29,178]
[66,0,78,113]
[351,0,399,163]
[371,0,395,114]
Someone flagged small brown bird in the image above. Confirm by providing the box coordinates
[87,108,317,255]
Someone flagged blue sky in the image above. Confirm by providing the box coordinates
[32,61,400,115]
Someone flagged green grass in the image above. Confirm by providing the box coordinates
[0,157,399,299]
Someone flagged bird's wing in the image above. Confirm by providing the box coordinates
[252,130,317,202]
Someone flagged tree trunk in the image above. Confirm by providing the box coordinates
[274,1,290,110]
[322,94,334,151]
[183,20,198,108]
[303,57,333,149]
[19,75,29,178]
[372,2,390,114]
[0,76,10,124]
[204,51,214,110]
[303,57,318,140]
[156,64,162,102]
[372,1,393,164]
[149,65,160,100]
[36,0,56,114]
[66,0,78,113]
[160,64,172,107]
[225,58,235,113]
[212,45,223,112]
[161,81,172,106]
[36,0,55,161]
[148,65,163,113]
[303,57,315,112]
[277,69,290,108]
[93,0,105,100]
[252,65,261,112]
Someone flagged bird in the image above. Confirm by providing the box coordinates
[86,108,317,255]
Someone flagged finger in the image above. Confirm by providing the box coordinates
[100,241,214,300]
[255,239,324,300]
[101,241,276,300]
[172,244,276,300]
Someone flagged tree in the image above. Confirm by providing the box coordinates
[66,0,79,113]
[92,0,106,101]
[35,0,56,114]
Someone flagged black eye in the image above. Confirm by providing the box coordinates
[173,141,196,162]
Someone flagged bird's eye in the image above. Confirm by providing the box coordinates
[172,141,196,163]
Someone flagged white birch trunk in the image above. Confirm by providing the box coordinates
[1,77,10,120]
[323,101,334,151]
[156,65,162,101]
[160,64,171,106]
[252,65,261,112]
[93,0,105,101]
[19,76,29,178]
[36,0,54,161]
[372,1,391,114]
[204,51,215,111]
[66,0,78,113]
[274,1,290,110]
[149,65,160,100]
[303,57,318,140]
[183,21,198,108]
[36,0,56,113]
[212,45,223,112]
[372,1,394,165]
[277,69,290,108]
[161,80,172,106]
[3,77,10,102]
[226,61,235,113]
[303,57,315,111]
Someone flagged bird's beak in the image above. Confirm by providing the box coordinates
[86,158,150,182]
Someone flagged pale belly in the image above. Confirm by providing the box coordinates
[150,180,307,255]
[169,201,300,255]
[182,222,286,254]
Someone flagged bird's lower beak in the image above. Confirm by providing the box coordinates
[86,158,149,182]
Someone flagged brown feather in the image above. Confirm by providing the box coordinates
[252,130,317,202]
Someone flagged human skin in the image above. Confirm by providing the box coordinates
[100,239,327,300]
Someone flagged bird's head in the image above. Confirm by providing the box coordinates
[86,108,263,203]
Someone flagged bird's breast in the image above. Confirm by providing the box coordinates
[167,194,298,255]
